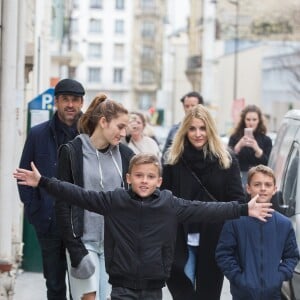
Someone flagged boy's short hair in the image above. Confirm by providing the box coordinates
[247,165,276,185]
[128,153,162,176]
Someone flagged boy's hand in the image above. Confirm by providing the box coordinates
[13,162,41,187]
[248,194,274,222]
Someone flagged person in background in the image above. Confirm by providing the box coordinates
[162,104,245,300]
[14,153,273,300]
[216,165,299,300]
[56,94,134,300]
[143,113,160,145]
[228,104,273,186]
[17,78,85,299]
[125,111,161,158]
[162,91,203,160]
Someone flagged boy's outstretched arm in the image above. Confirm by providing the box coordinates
[13,162,41,187]
[248,195,273,222]
[14,162,110,216]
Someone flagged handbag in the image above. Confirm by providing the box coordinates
[182,158,218,202]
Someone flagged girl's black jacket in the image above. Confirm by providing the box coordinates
[55,138,134,267]
[40,176,248,290]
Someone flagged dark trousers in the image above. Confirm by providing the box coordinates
[36,228,68,300]
[111,286,162,300]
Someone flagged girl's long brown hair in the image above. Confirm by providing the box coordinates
[78,94,128,135]
[232,104,267,138]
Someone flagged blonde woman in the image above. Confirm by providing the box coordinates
[162,104,245,300]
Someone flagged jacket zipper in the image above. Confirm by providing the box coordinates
[137,200,143,282]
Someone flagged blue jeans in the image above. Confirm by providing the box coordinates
[36,227,68,300]
[184,245,198,287]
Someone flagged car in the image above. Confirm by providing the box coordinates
[268,110,300,300]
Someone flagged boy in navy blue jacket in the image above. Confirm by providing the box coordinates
[14,154,274,300]
[216,165,299,300]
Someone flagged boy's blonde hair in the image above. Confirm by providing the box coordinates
[247,165,276,185]
[128,153,162,176]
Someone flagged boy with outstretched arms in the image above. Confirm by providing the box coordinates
[14,154,273,300]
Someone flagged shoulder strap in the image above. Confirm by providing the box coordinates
[182,158,218,202]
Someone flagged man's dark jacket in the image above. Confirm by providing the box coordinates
[18,115,59,233]
[55,138,134,267]
[39,176,248,290]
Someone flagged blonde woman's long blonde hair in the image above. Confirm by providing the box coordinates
[166,104,232,168]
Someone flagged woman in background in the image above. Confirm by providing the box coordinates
[228,104,272,186]
[125,111,161,158]
[56,94,134,300]
[162,104,245,300]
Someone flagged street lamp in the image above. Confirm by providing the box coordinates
[212,0,239,101]
[229,0,239,101]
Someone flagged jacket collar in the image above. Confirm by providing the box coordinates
[127,188,160,201]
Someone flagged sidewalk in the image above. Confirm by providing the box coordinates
[14,271,46,300]
[13,271,173,300]
[13,271,231,300]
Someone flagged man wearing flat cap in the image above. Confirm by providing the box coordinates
[18,78,85,299]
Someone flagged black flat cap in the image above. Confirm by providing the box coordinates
[54,78,85,96]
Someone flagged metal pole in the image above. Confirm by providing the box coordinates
[233,0,239,100]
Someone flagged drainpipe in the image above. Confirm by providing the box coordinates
[0,0,20,297]
[13,0,26,271]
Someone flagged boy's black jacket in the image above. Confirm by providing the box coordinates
[55,138,134,267]
[39,176,246,290]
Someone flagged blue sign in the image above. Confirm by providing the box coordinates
[28,88,55,111]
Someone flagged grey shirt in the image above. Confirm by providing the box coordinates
[78,134,123,243]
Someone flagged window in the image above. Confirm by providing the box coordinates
[73,0,79,8]
[89,19,102,33]
[90,0,102,9]
[140,0,154,9]
[141,69,154,83]
[141,21,155,37]
[115,20,124,34]
[282,144,299,216]
[114,44,124,60]
[113,68,123,83]
[88,67,101,82]
[70,18,79,34]
[88,43,102,59]
[139,93,151,110]
[71,41,79,51]
[116,0,125,9]
[141,46,154,61]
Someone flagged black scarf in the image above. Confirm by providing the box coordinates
[182,140,218,180]
[55,114,79,146]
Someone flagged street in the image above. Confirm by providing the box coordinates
[14,271,232,300]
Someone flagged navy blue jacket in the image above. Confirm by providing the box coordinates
[216,212,299,300]
[18,113,70,233]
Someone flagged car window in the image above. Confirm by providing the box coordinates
[281,144,299,217]
[269,122,299,188]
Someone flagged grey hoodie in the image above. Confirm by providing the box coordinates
[78,134,123,243]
